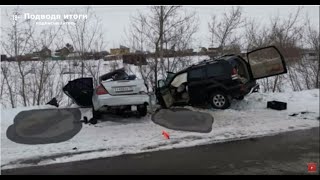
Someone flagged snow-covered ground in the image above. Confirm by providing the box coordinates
[1,89,319,170]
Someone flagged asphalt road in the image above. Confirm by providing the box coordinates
[2,127,319,175]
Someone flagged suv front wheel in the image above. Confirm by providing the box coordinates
[210,91,231,109]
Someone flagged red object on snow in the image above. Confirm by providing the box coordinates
[308,163,317,173]
[162,130,170,139]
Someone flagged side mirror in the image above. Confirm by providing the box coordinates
[157,79,166,88]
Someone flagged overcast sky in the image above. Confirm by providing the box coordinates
[1,5,319,51]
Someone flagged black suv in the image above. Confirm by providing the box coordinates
[155,46,287,109]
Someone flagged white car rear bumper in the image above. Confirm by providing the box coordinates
[92,93,149,111]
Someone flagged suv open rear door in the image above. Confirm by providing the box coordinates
[246,46,287,80]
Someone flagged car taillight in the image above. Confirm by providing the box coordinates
[232,68,238,75]
[96,85,108,95]
[231,68,239,80]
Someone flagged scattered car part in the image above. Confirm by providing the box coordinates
[89,117,98,124]
[46,97,59,107]
[80,116,88,124]
[267,101,287,110]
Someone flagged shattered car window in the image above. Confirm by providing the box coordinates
[99,69,129,82]
[188,67,206,81]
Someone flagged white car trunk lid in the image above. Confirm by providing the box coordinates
[101,79,145,95]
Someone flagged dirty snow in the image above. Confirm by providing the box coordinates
[1,89,319,170]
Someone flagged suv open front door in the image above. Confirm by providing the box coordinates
[247,46,287,80]
[156,80,174,108]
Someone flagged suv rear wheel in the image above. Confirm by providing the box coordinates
[210,91,230,109]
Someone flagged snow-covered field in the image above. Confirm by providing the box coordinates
[1,89,319,170]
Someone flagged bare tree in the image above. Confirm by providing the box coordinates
[83,32,106,87]
[208,6,244,55]
[0,64,16,108]
[123,15,152,91]
[298,16,320,89]
[268,7,304,92]
[64,6,104,78]
[1,7,35,106]
[244,7,305,92]
[127,6,198,90]
[160,10,198,75]
[28,26,63,105]
[245,19,274,51]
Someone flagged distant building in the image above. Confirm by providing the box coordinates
[100,51,110,56]
[206,47,221,58]
[176,49,194,56]
[208,46,222,54]
[163,48,175,57]
[110,45,130,55]
[123,53,147,66]
[52,56,65,60]
[33,47,51,58]
[223,45,241,55]
[16,55,33,61]
[104,54,122,61]
[91,51,110,60]
[302,49,318,61]
[31,57,40,61]
[66,52,81,60]
[199,47,208,54]
[135,50,143,54]
[240,51,247,58]
[207,47,221,53]
[55,47,70,57]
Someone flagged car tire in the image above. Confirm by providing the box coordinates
[210,91,231,109]
[92,107,101,119]
[138,104,147,117]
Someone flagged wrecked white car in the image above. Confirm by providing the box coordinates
[63,68,149,119]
